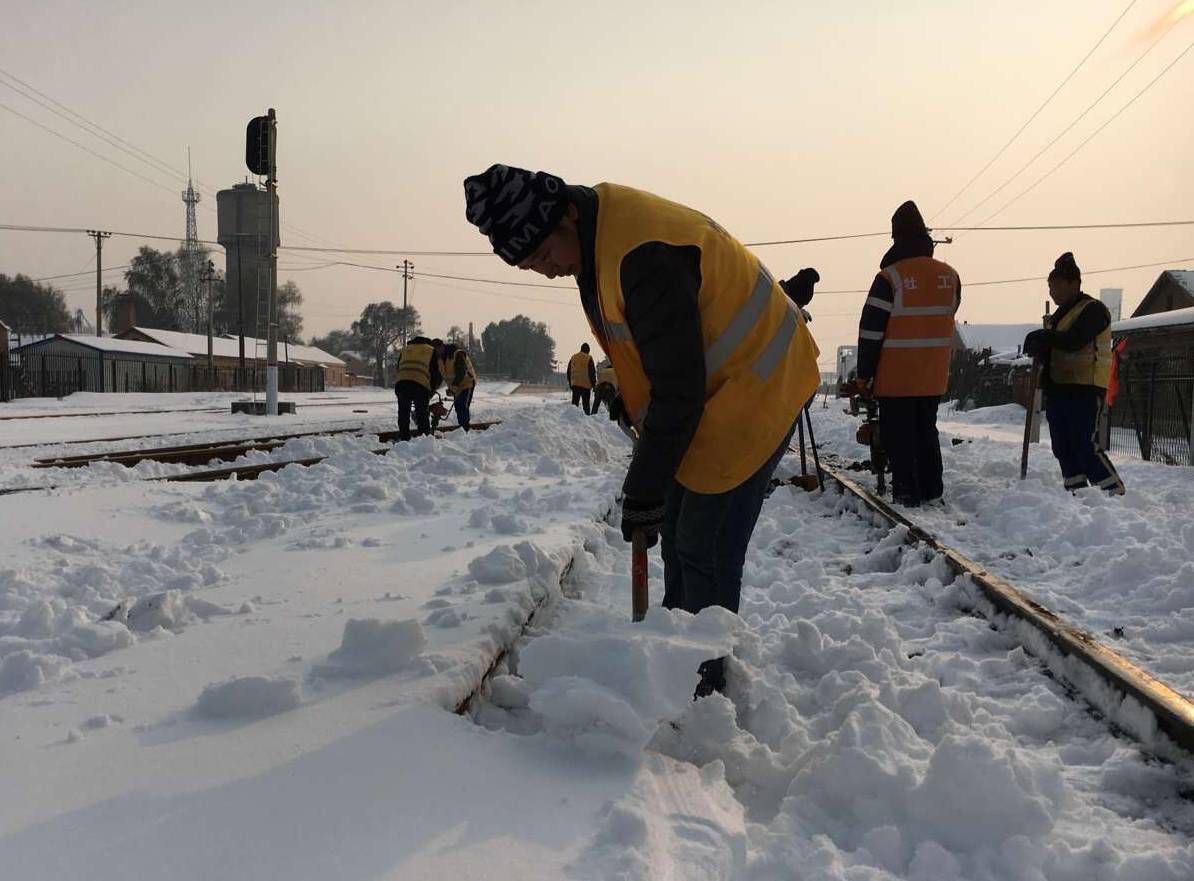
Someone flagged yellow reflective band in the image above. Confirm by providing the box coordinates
[705,266,773,378]
[752,305,798,381]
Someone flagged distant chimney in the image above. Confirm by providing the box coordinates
[115,293,138,334]
[468,322,475,350]
[1100,288,1123,323]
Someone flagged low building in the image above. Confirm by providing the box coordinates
[11,334,193,395]
[1129,270,1194,318]
[116,327,346,389]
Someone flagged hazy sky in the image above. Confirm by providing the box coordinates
[2,0,1192,366]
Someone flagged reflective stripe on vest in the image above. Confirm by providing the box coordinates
[1049,298,1112,388]
[568,352,593,388]
[589,182,821,494]
[397,343,434,390]
[872,257,958,397]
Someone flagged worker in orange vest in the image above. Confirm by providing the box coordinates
[855,201,960,506]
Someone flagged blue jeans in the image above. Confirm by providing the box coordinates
[660,418,797,615]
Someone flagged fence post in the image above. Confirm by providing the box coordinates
[1188,358,1194,466]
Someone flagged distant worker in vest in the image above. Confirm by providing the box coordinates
[568,343,597,413]
[393,336,443,441]
[592,360,618,415]
[780,267,820,323]
[855,200,960,507]
[440,342,478,431]
[1023,253,1124,495]
[463,165,821,698]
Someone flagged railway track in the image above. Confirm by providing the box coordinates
[0,395,396,422]
[818,462,1194,756]
[0,420,503,495]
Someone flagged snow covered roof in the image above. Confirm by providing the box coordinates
[126,328,344,366]
[1171,271,1194,296]
[217,333,345,366]
[1113,306,1194,334]
[955,323,1039,356]
[14,334,193,359]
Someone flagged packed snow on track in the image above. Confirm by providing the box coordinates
[1,392,1192,880]
[811,397,1194,695]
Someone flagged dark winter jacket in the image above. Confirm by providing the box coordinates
[856,237,962,383]
[1026,293,1111,395]
[569,185,706,504]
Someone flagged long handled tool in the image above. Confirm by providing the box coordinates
[631,531,649,622]
[1021,301,1050,480]
[1020,361,1043,480]
[803,404,825,492]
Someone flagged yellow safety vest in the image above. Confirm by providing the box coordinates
[396,342,435,391]
[442,351,476,395]
[1049,298,1111,388]
[568,352,594,389]
[597,366,618,389]
[870,257,958,398]
[591,182,820,494]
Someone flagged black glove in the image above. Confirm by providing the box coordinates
[780,267,820,308]
[621,495,664,548]
[1023,329,1049,359]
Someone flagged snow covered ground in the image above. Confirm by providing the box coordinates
[1,390,1192,879]
[809,398,1194,696]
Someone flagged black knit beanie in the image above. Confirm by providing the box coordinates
[891,200,928,240]
[463,164,569,266]
[1048,252,1081,283]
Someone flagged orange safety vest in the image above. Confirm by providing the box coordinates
[869,257,958,397]
[590,183,820,494]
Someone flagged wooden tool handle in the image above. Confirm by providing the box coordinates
[631,531,649,622]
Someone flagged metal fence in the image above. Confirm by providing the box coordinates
[1106,346,1194,465]
[0,352,324,401]
[947,349,1032,409]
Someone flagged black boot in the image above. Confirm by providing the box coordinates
[694,657,727,700]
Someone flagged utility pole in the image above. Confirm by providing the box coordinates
[86,230,111,336]
[399,259,413,346]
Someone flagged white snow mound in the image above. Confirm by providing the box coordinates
[194,675,302,719]
[315,618,428,677]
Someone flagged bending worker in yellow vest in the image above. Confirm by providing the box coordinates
[464,164,820,698]
[1023,253,1124,494]
[855,200,959,507]
[393,335,443,441]
[440,342,477,431]
[567,344,597,413]
[592,360,618,415]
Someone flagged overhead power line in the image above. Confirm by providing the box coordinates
[949,18,1181,227]
[932,0,1138,221]
[7,220,1194,292]
[973,38,1194,227]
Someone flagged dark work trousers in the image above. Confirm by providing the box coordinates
[660,416,798,616]
[1045,390,1124,493]
[395,381,431,441]
[877,395,944,505]
[453,387,474,431]
[592,382,616,415]
[570,385,592,415]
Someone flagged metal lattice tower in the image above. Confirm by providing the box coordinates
[180,149,202,331]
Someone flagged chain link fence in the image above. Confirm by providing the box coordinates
[1107,344,1193,465]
